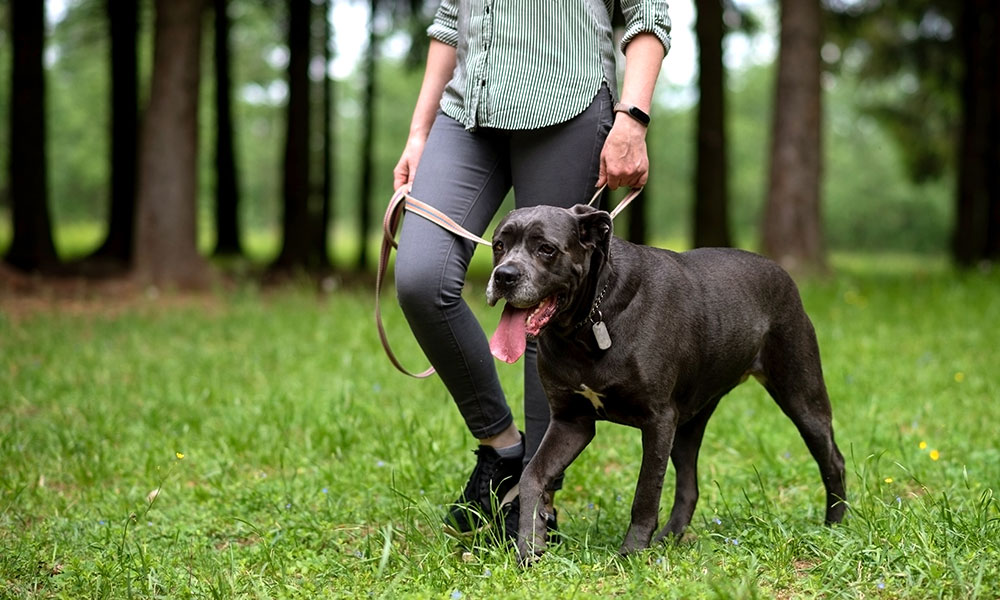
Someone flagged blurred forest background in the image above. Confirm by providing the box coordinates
[0,0,998,287]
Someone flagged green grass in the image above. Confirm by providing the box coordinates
[2,255,999,598]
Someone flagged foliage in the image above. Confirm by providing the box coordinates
[645,63,951,253]
[0,0,955,263]
[824,0,962,183]
[2,258,999,598]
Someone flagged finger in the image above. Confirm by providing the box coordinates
[606,171,620,191]
[596,156,608,188]
[393,158,411,189]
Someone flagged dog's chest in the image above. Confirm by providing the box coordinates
[550,373,650,424]
[564,380,654,425]
[576,384,606,413]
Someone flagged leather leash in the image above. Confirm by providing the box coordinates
[376,184,643,378]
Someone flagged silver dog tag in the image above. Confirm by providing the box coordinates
[592,320,612,350]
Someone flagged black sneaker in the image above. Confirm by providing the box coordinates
[443,443,523,539]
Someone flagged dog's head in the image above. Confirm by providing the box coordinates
[486,204,612,362]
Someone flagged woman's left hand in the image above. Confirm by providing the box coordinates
[597,115,649,190]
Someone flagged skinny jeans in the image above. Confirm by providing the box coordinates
[395,85,613,468]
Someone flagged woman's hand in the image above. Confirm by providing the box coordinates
[598,116,649,190]
[393,132,428,191]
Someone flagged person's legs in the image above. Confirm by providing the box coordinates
[509,85,614,470]
[395,112,522,536]
[396,112,515,442]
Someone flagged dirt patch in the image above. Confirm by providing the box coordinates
[0,263,376,321]
[0,282,228,322]
[0,265,231,322]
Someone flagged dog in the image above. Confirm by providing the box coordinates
[485,203,846,562]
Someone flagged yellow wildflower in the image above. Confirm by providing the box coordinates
[884,477,893,484]
[929,450,940,461]
[176,452,185,460]
[919,441,927,450]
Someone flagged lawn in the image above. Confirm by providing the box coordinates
[2,254,999,599]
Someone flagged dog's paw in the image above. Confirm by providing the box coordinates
[618,531,652,556]
[516,541,545,567]
[517,551,541,568]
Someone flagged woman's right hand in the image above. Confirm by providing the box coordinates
[393,132,428,191]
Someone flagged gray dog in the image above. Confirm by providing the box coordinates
[485,203,846,563]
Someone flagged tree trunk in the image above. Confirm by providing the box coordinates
[86,0,138,269]
[625,190,646,244]
[133,0,210,287]
[693,0,731,248]
[761,0,826,273]
[356,0,378,271]
[954,0,1000,266]
[213,0,243,256]
[273,0,315,270]
[320,0,335,267]
[5,0,57,272]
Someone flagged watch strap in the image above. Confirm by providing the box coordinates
[613,102,650,126]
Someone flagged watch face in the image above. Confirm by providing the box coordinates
[629,106,650,124]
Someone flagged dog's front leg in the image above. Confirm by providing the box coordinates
[518,416,595,564]
[620,412,678,555]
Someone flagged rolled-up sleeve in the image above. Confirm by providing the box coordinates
[427,0,459,47]
[620,0,671,55]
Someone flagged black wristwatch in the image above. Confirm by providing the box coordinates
[613,102,650,126]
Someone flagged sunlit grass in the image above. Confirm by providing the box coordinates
[1,235,999,597]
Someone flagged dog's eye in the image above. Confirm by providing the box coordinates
[493,241,505,253]
[537,243,557,257]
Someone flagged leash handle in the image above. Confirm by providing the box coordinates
[404,195,492,247]
[376,185,436,378]
[376,186,493,379]
[588,184,644,220]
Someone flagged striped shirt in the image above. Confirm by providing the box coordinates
[428,0,671,131]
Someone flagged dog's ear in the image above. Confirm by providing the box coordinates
[570,204,612,253]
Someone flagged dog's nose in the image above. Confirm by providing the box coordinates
[493,264,521,290]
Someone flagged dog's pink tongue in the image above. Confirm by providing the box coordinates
[490,303,528,364]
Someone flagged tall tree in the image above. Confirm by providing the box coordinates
[693,0,731,248]
[133,0,210,287]
[213,0,243,256]
[319,0,335,265]
[625,190,647,245]
[356,0,378,270]
[86,0,139,269]
[954,0,1000,264]
[5,0,57,272]
[761,0,826,272]
[273,0,321,270]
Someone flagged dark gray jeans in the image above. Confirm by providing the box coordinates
[395,85,612,469]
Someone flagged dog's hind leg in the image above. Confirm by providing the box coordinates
[759,319,847,525]
[653,396,721,544]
